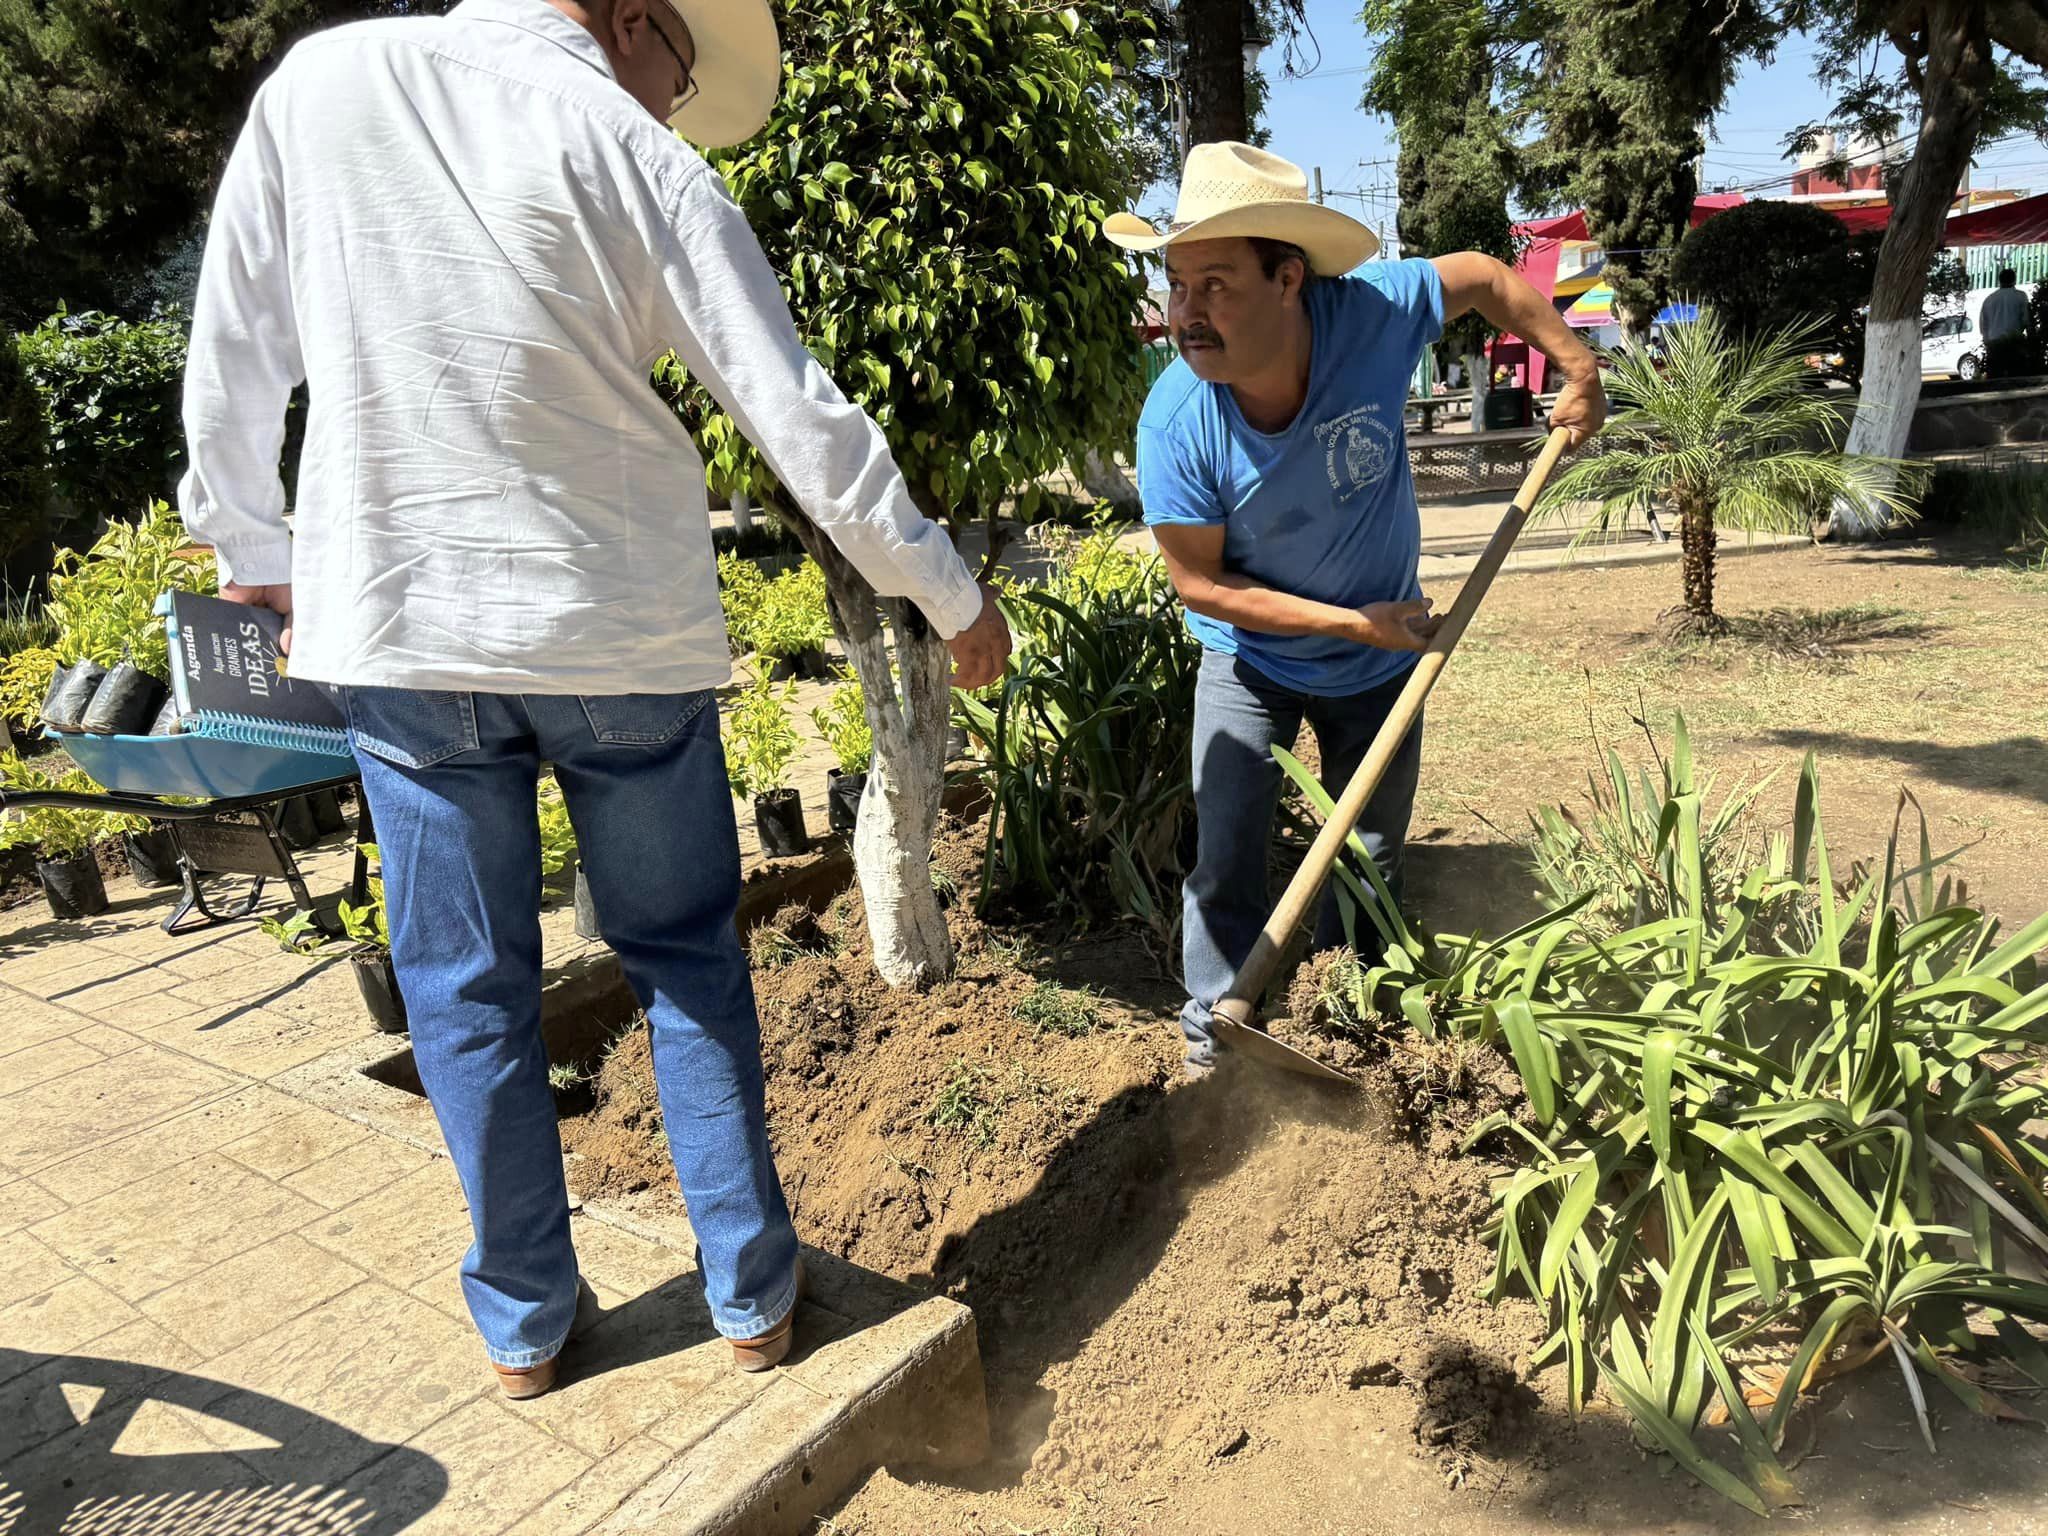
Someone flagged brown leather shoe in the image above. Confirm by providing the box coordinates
[731,1312,796,1373]
[493,1355,559,1400]
[731,1262,806,1373]
[487,1277,602,1400]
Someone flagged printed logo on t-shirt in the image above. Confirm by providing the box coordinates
[1314,405,1397,503]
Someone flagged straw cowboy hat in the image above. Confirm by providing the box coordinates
[1103,142,1379,276]
[663,0,781,147]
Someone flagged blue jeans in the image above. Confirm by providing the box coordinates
[1180,649,1423,1069]
[343,686,799,1367]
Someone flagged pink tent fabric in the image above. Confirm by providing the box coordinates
[1499,195,1746,390]
[1943,190,2048,247]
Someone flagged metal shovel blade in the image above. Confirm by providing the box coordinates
[1211,1017,1360,1087]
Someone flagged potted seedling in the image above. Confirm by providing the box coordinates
[753,561,833,680]
[717,548,769,659]
[0,752,131,918]
[726,666,807,858]
[339,843,407,1033]
[810,675,872,837]
[536,777,601,940]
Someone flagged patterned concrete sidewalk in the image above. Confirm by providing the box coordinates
[0,836,983,1534]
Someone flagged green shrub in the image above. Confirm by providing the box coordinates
[810,677,872,776]
[1526,713,1782,934]
[1319,748,2048,1513]
[537,777,577,878]
[41,500,216,682]
[1918,460,2048,558]
[0,330,51,562]
[717,550,771,655]
[724,666,800,800]
[956,534,1199,934]
[0,752,136,857]
[18,310,189,528]
[750,560,832,661]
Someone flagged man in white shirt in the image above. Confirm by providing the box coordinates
[180,0,1010,1397]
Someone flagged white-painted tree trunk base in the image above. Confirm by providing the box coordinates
[730,492,757,536]
[1464,352,1488,434]
[1834,317,1920,539]
[1080,450,1140,511]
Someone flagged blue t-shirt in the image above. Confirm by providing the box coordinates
[1136,259,1445,697]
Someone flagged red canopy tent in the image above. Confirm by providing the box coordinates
[1943,190,2048,247]
[1500,195,1748,391]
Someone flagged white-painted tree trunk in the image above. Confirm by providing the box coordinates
[1464,351,1488,434]
[1080,449,1140,511]
[729,491,757,536]
[849,610,952,987]
[775,499,954,987]
[1833,317,1920,538]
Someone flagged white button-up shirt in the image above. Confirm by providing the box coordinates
[179,0,982,694]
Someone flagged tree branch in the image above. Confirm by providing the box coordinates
[1988,0,2048,65]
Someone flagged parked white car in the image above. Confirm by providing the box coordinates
[1922,312,1983,380]
[1922,290,1995,380]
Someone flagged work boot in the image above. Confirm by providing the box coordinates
[731,1261,807,1373]
[487,1277,604,1401]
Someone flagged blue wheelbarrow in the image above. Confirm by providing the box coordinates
[3,729,373,935]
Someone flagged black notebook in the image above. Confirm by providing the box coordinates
[162,591,351,756]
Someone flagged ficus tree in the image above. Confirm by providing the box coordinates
[1792,0,2048,536]
[663,0,1150,987]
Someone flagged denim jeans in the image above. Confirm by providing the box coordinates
[343,686,799,1367]
[1179,648,1423,1069]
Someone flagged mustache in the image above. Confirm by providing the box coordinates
[1176,326,1223,348]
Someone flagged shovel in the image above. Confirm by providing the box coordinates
[1208,427,1577,1087]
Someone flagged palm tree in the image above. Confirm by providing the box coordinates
[1538,309,1915,635]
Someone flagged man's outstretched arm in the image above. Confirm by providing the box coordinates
[1431,252,1607,446]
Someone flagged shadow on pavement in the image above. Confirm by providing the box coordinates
[1,1347,449,1535]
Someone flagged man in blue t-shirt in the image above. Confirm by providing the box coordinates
[1104,143,1606,1076]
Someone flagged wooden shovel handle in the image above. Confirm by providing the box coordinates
[1212,426,1576,1027]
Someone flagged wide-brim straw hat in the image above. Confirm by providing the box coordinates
[663,0,781,148]
[1103,142,1379,276]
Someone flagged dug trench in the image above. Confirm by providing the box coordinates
[558,813,1561,1515]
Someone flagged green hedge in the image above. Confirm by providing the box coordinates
[0,330,50,566]
[17,310,189,535]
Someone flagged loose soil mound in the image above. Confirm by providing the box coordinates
[564,815,1551,1523]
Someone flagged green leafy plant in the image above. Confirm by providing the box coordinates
[259,909,327,957]
[31,500,216,691]
[723,667,800,801]
[536,777,577,879]
[0,751,134,858]
[17,310,190,528]
[1527,713,1781,934]
[955,541,1199,935]
[338,843,391,950]
[0,330,51,562]
[717,549,771,655]
[748,560,832,662]
[1301,735,2048,1513]
[810,676,873,776]
[1012,981,1102,1038]
[1536,311,1919,634]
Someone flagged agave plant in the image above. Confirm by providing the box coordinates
[1536,310,1917,634]
[954,531,1199,934]
[1283,733,2048,1513]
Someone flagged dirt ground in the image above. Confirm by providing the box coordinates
[560,533,2048,1534]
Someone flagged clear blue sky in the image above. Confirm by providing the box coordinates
[1142,2,2048,240]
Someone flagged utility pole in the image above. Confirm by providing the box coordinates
[1313,166,1325,206]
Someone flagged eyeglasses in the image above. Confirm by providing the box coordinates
[649,11,700,118]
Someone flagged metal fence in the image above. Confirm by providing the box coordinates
[1965,244,2048,288]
